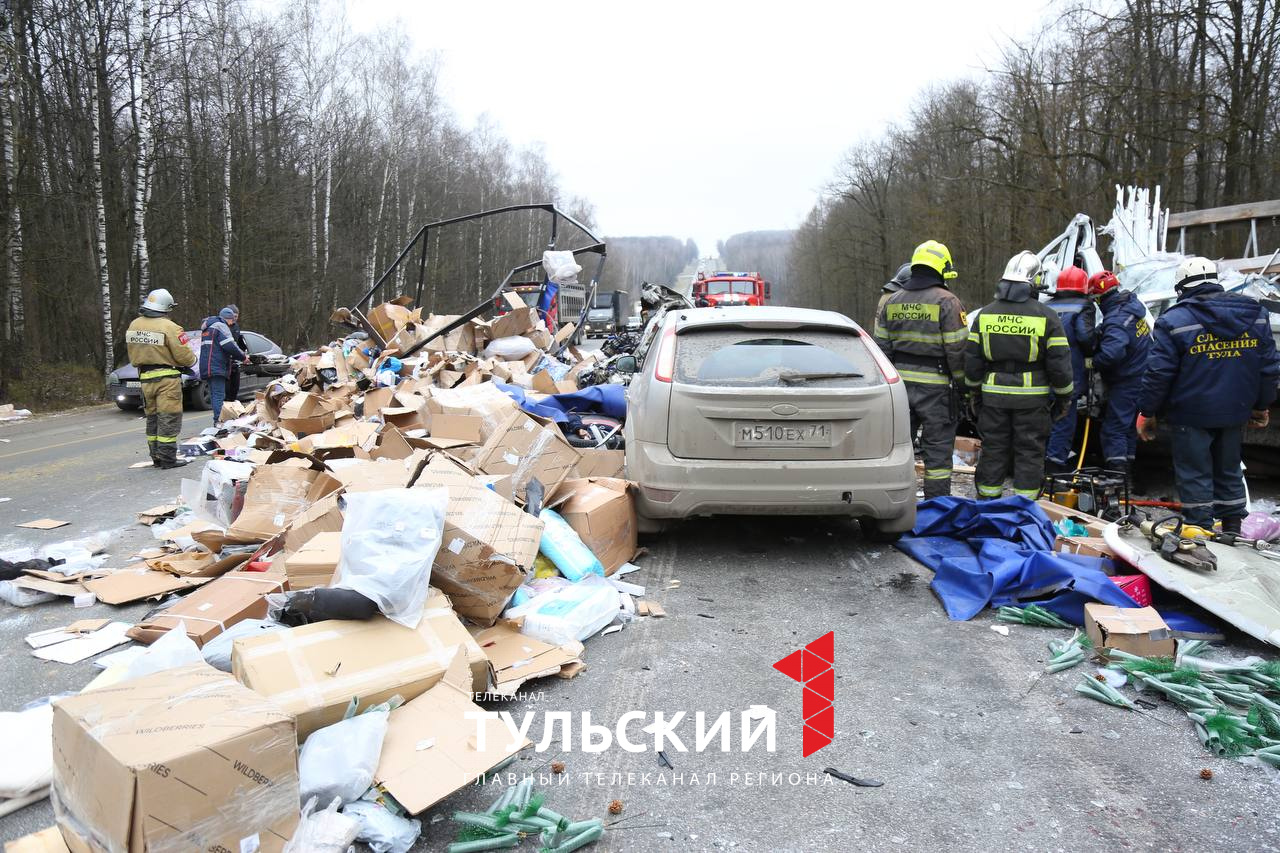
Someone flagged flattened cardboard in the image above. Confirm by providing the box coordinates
[554,477,637,575]
[330,457,420,492]
[370,424,414,461]
[232,588,487,737]
[367,295,419,344]
[52,665,298,853]
[136,504,180,525]
[10,576,90,599]
[411,455,542,624]
[488,306,538,339]
[284,531,341,589]
[430,414,482,443]
[16,519,68,530]
[1054,535,1118,560]
[83,568,208,605]
[374,651,530,815]
[472,410,581,504]
[473,624,584,696]
[33,622,131,663]
[1084,604,1176,660]
[127,570,288,647]
[282,493,343,552]
[4,827,69,853]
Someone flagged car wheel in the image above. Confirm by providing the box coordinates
[637,514,669,536]
[115,400,141,411]
[859,516,905,543]
[187,381,212,411]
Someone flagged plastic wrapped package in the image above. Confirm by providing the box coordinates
[482,335,539,360]
[0,580,56,607]
[334,488,448,628]
[342,800,421,853]
[120,621,203,681]
[506,574,619,644]
[298,708,391,807]
[426,382,520,441]
[1241,511,1280,542]
[538,509,604,581]
[0,702,53,797]
[193,459,256,526]
[285,797,360,853]
[200,618,286,671]
[543,249,582,286]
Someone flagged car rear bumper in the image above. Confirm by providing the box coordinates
[628,438,917,528]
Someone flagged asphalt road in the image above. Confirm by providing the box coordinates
[2,407,1280,851]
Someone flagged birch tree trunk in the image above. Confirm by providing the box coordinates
[90,55,114,374]
[130,0,153,304]
[1,6,23,344]
[217,0,232,287]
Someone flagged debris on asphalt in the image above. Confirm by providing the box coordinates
[0,404,31,422]
[822,768,884,788]
[15,519,69,530]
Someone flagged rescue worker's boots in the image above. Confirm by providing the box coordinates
[1221,517,1243,536]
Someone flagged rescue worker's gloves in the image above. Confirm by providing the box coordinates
[1051,396,1072,422]
[1137,414,1158,441]
[1250,409,1271,429]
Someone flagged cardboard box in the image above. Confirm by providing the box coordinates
[569,447,626,480]
[472,410,581,504]
[1054,535,1117,560]
[5,827,69,853]
[488,306,538,339]
[126,570,287,647]
[329,456,424,493]
[232,588,488,737]
[1036,498,1109,538]
[374,651,530,816]
[282,493,343,553]
[52,665,298,853]
[284,531,341,589]
[278,392,339,436]
[228,466,342,542]
[473,624,584,697]
[554,478,637,575]
[426,383,520,441]
[953,436,980,469]
[381,394,429,432]
[411,455,542,625]
[430,414,483,443]
[1083,604,1176,659]
[367,295,420,344]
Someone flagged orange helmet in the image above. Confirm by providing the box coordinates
[1087,270,1121,297]
[1056,266,1087,294]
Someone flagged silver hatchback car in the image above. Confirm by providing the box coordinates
[621,306,916,537]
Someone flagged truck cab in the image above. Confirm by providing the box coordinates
[692,271,771,307]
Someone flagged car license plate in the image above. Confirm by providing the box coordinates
[125,381,141,388]
[734,421,832,447]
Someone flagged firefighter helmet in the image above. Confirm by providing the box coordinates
[911,240,957,281]
[1055,266,1088,294]
[1001,251,1043,288]
[1174,256,1218,293]
[1086,270,1121,297]
[142,289,175,313]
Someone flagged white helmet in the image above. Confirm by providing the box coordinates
[1174,256,1218,293]
[1002,250,1043,288]
[142,288,175,313]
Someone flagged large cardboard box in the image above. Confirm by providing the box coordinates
[488,306,538,339]
[228,466,342,542]
[1083,604,1176,660]
[425,383,520,442]
[284,531,341,589]
[232,588,488,737]
[51,665,298,853]
[126,570,288,647]
[367,295,420,344]
[472,410,581,504]
[278,392,339,436]
[411,455,542,624]
[282,492,343,553]
[374,652,530,816]
[570,447,626,479]
[554,478,637,575]
[1054,535,1117,560]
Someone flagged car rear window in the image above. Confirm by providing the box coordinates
[674,327,880,388]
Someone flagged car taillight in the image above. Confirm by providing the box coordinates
[654,325,677,382]
[867,340,900,384]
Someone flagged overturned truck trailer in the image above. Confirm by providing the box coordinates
[335,203,608,356]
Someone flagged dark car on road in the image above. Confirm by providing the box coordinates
[107,329,287,411]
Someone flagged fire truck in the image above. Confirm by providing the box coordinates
[691,271,771,307]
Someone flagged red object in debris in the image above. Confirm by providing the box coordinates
[1111,574,1152,606]
[243,560,272,573]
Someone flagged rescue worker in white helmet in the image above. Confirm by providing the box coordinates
[966,251,1074,499]
[874,241,968,498]
[124,289,196,468]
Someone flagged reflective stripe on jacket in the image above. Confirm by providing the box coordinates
[964,281,1074,409]
[873,284,967,385]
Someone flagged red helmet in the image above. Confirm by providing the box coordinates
[1087,270,1121,296]
[1056,266,1087,293]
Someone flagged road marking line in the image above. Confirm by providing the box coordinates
[0,417,213,460]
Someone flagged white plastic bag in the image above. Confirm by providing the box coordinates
[121,621,202,681]
[298,710,390,807]
[482,335,538,360]
[0,703,53,797]
[543,250,582,286]
[285,797,360,853]
[200,618,286,672]
[342,800,420,853]
[334,488,448,628]
[508,574,619,644]
[194,459,255,526]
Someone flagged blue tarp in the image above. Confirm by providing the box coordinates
[898,495,1218,634]
[495,382,627,424]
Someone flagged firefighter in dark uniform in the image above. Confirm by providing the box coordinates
[874,240,968,498]
[1139,257,1280,533]
[125,289,196,468]
[1044,266,1096,472]
[966,251,1074,499]
[1087,270,1152,474]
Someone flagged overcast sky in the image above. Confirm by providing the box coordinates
[344,0,1049,256]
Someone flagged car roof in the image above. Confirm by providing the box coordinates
[668,306,861,331]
